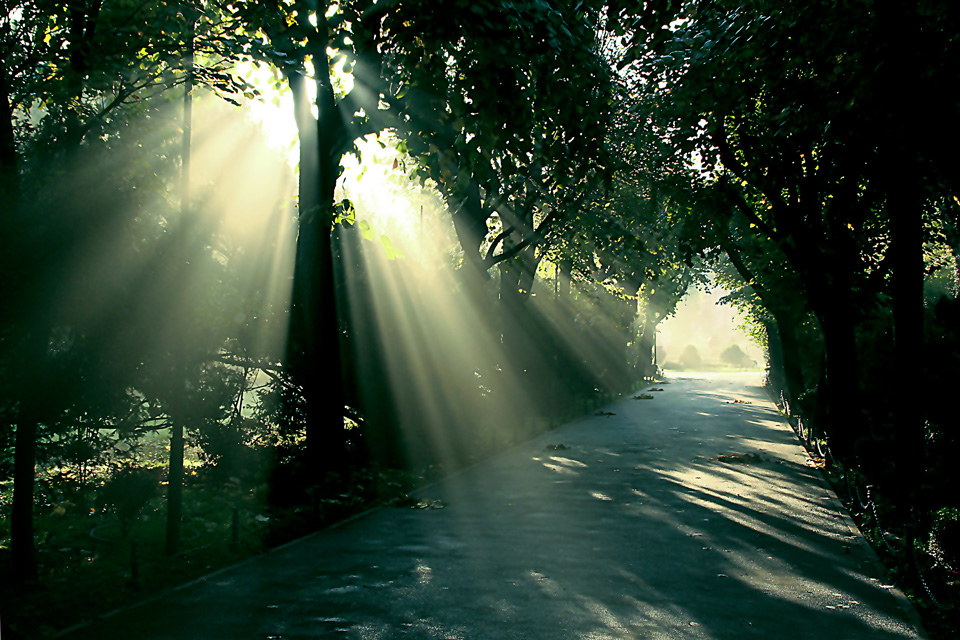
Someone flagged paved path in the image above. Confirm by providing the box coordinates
[61,372,926,639]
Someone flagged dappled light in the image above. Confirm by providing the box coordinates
[81,373,911,640]
[2,0,957,637]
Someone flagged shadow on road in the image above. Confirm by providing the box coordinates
[60,373,925,640]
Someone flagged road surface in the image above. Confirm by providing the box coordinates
[59,372,927,639]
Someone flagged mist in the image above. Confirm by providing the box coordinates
[656,286,765,372]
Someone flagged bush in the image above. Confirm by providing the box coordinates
[98,466,161,538]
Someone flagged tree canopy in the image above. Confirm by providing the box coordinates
[1,0,958,631]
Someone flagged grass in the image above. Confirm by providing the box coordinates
[0,420,424,640]
[1,384,639,639]
[0,430,542,638]
[2,465,273,638]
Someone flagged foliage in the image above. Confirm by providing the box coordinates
[720,344,752,369]
[97,465,162,538]
[3,1,956,633]
[677,344,701,371]
[615,1,960,628]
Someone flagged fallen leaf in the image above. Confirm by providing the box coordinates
[717,453,763,464]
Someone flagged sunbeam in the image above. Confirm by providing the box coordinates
[333,141,650,471]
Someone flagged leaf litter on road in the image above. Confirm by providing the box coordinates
[715,453,764,464]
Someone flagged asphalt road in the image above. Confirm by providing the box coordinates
[58,372,927,639]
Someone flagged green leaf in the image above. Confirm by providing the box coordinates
[358,219,374,241]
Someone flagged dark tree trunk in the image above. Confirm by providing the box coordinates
[764,318,786,390]
[0,69,17,207]
[876,0,924,504]
[166,30,193,555]
[452,182,492,282]
[165,419,184,555]
[11,363,40,583]
[11,424,38,582]
[285,31,348,473]
[774,311,807,405]
[336,225,405,468]
[4,63,38,583]
[498,248,538,393]
[886,170,924,498]
[637,311,658,379]
[814,297,862,462]
[9,319,55,584]
[717,236,808,402]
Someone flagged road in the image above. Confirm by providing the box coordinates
[59,372,927,639]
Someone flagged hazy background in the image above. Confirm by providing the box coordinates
[657,287,765,371]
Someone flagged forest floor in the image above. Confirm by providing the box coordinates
[47,372,930,640]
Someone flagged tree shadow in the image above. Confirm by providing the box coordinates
[58,374,923,639]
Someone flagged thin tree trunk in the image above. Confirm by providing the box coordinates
[11,418,39,582]
[11,333,44,583]
[774,311,807,405]
[4,63,38,583]
[0,69,17,207]
[637,311,658,379]
[166,31,193,553]
[165,418,185,555]
[815,299,861,462]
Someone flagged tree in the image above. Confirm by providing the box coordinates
[620,0,886,460]
[222,0,624,472]
[697,197,818,407]
[1,0,256,582]
[563,33,708,380]
[619,0,960,511]
[720,344,752,370]
[678,344,701,371]
[376,0,620,392]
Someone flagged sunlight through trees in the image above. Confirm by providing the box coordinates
[2,0,958,635]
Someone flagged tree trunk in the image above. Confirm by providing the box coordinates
[0,69,17,208]
[285,26,348,473]
[765,306,808,407]
[165,419,184,555]
[336,225,404,467]
[498,249,537,377]
[716,234,808,400]
[166,30,192,554]
[877,0,924,505]
[814,298,861,462]
[637,310,658,379]
[5,62,38,581]
[11,334,43,583]
[887,171,924,497]
[11,421,38,582]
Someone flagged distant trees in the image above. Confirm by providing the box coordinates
[720,345,752,370]
[678,345,702,371]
